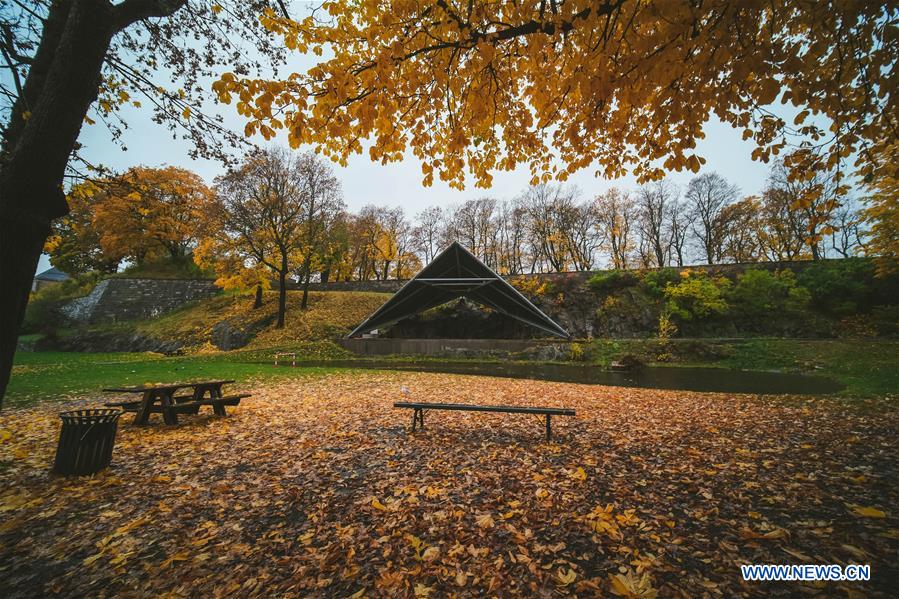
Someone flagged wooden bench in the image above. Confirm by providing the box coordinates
[394,402,575,441]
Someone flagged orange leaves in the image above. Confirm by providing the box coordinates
[2,372,899,595]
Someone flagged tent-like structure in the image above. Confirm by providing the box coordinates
[348,242,570,339]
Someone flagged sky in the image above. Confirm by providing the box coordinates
[37,7,776,275]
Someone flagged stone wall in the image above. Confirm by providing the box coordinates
[62,278,219,323]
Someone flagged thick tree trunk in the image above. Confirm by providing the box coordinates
[253,284,263,309]
[276,271,287,328]
[0,0,117,405]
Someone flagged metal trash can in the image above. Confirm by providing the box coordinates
[53,409,122,475]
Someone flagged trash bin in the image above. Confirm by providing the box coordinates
[53,409,122,475]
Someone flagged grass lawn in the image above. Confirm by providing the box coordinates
[5,349,348,409]
[1,373,897,596]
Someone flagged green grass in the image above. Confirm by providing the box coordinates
[7,337,897,408]
[716,338,899,397]
[588,337,899,397]
[6,350,348,409]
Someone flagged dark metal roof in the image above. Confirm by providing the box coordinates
[34,267,70,282]
[348,242,570,339]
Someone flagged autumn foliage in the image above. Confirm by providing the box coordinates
[213,1,896,196]
[46,167,212,272]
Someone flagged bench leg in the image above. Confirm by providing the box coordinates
[411,408,424,432]
[545,414,552,442]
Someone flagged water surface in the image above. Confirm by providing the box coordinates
[294,360,844,395]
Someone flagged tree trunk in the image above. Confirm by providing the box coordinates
[300,257,312,310]
[276,271,287,328]
[0,0,117,405]
[253,284,263,309]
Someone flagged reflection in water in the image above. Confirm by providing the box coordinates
[294,360,844,395]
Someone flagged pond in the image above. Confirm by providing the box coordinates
[295,360,844,395]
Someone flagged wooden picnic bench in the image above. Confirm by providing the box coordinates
[103,380,251,425]
[394,402,575,441]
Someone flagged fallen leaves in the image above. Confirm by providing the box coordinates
[609,569,658,598]
[0,372,897,597]
[848,504,887,518]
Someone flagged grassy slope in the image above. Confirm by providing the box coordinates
[123,289,391,352]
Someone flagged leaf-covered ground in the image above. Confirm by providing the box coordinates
[1,373,897,597]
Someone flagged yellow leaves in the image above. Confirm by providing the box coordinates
[211,4,223,14]
[421,546,440,562]
[848,505,886,519]
[0,490,41,513]
[556,567,577,586]
[182,106,191,120]
[0,428,11,443]
[609,569,658,599]
[739,527,789,540]
[571,467,587,481]
[535,488,549,500]
[371,498,388,511]
[160,551,190,569]
[413,583,433,597]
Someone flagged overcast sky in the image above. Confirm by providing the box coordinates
[36,10,779,274]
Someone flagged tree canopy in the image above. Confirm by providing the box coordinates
[213,1,897,195]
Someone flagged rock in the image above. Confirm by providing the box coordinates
[212,320,255,351]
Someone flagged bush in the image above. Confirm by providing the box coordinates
[796,259,883,317]
[22,274,99,335]
[663,273,730,322]
[587,270,639,294]
[728,269,810,320]
[641,267,681,297]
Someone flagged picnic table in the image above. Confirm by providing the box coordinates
[103,380,250,425]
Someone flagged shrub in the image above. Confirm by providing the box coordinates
[796,258,887,317]
[728,269,810,319]
[510,276,555,298]
[21,274,99,335]
[587,270,638,294]
[568,342,588,361]
[641,267,681,297]
[663,273,730,322]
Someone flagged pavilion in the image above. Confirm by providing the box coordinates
[348,242,570,339]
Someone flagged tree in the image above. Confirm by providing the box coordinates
[218,2,895,195]
[91,166,211,264]
[292,152,344,310]
[635,181,676,268]
[0,0,285,404]
[199,147,309,329]
[594,188,635,270]
[685,173,739,264]
[863,141,899,276]
[44,182,122,275]
[520,184,577,272]
[719,197,763,264]
[412,206,444,264]
[765,162,839,260]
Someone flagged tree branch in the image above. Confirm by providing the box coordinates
[111,0,188,31]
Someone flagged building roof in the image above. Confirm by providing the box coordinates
[348,242,570,339]
[34,267,70,282]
